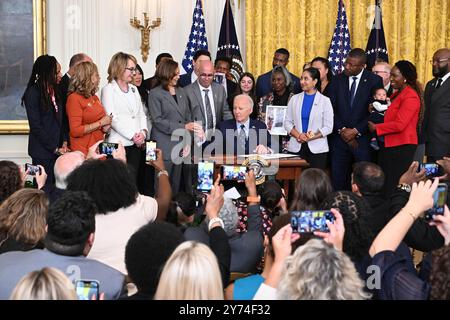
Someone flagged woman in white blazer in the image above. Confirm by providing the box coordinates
[101,52,148,193]
[284,67,334,169]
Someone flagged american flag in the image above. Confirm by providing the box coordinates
[328,0,352,75]
[181,0,208,74]
[365,0,388,69]
[216,0,244,83]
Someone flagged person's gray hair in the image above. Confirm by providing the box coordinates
[277,239,371,300]
[54,151,85,189]
[234,94,254,109]
[272,65,292,88]
[217,198,239,237]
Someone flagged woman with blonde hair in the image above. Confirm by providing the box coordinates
[154,241,224,300]
[0,188,48,254]
[10,267,77,300]
[101,52,148,194]
[67,61,112,155]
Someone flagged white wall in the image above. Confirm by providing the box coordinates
[0,0,246,162]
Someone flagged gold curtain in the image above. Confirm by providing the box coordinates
[245,0,450,86]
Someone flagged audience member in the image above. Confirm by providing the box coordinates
[0,160,24,204]
[143,52,173,91]
[0,191,125,300]
[0,189,48,254]
[290,168,332,211]
[166,192,196,232]
[311,56,333,95]
[372,61,393,96]
[214,56,237,105]
[233,72,258,119]
[10,267,77,300]
[123,222,184,299]
[178,49,211,87]
[285,67,334,169]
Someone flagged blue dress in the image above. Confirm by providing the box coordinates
[233,274,265,300]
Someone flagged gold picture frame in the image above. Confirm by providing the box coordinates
[0,0,46,134]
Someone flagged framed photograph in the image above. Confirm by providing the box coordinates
[0,0,46,134]
[265,105,287,135]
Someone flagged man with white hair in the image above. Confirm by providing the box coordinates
[216,94,273,155]
[372,61,393,96]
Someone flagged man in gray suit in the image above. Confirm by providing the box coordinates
[184,60,233,147]
[0,191,125,300]
[423,48,450,161]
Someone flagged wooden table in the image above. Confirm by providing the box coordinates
[206,156,310,197]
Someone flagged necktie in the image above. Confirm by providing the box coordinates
[349,76,358,107]
[238,124,247,153]
[436,78,443,89]
[203,89,214,130]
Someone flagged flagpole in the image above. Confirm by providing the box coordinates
[375,0,380,61]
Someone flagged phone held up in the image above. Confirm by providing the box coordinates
[418,163,443,178]
[290,210,335,234]
[145,140,157,162]
[425,183,448,221]
[197,161,214,193]
[75,279,100,300]
[99,142,119,158]
[220,165,247,181]
[25,163,41,175]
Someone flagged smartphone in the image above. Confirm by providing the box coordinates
[290,210,335,234]
[213,73,225,84]
[75,279,100,300]
[221,165,247,181]
[425,183,448,221]
[99,142,119,158]
[145,140,157,161]
[418,163,442,177]
[197,161,214,192]
[25,163,41,175]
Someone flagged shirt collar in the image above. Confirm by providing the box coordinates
[439,71,450,84]
[198,82,212,91]
[236,118,250,130]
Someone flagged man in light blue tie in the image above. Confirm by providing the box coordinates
[216,94,273,156]
[327,48,384,190]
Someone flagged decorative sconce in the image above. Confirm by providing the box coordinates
[129,1,161,63]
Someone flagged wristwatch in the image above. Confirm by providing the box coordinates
[397,183,411,193]
[208,217,224,231]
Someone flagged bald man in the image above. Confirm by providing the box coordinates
[423,48,450,161]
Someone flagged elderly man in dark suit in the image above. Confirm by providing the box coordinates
[217,94,272,155]
[327,48,383,191]
[423,48,450,162]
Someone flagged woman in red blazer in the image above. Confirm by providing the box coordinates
[369,60,421,195]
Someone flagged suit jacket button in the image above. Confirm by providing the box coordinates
[179,121,182,123]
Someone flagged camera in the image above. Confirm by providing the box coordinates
[75,279,100,300]
[25,163,41,175]
[197,161,214,192]
[290,210,334,234]
[424,183,448,221]
[220,165,247,181]
[418,163,442,177]
[99,142,119,158]
[145,140,157,162]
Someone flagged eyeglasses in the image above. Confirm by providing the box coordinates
[429,58,449,65]
[200,73,214,78]
[125,67,137,73]
[373,70,389,75]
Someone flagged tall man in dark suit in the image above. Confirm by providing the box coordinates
[327,48,383,190]
[214,56,237,106]
[178,49,211,88]
[255,48,301,99]
[423,48,450,161]
[217,94,272,155]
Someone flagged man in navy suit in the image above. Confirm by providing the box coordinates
[327,48,383,190]
[178,49,211,88]
[216,94,273,155]
[255,48,301,100]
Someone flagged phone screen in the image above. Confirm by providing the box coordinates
[75,280,100,300]
[99,142,118,157]
[425,184,448,221]
[290,210,334,234]
[146,141,157,161]
[197,161,214,192]
[221,165,247,181]
[25,163,41,175]
[419,163,440,177]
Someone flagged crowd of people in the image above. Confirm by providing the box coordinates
[0,45,449,300]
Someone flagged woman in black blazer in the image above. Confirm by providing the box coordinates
[22,55,68,184]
